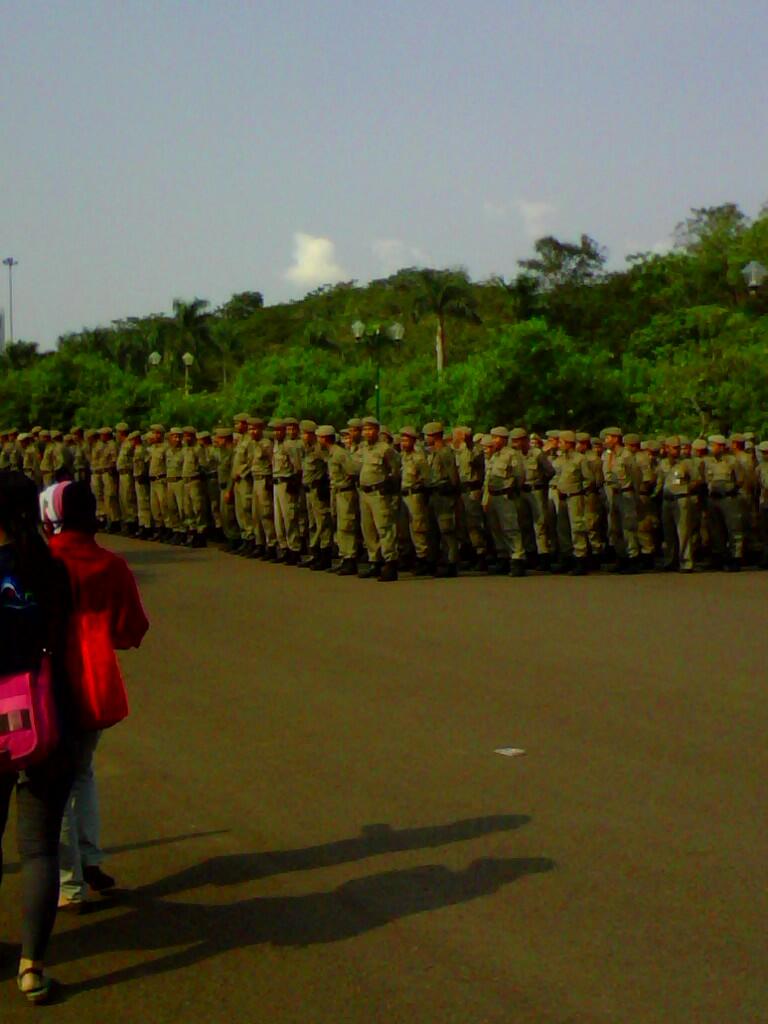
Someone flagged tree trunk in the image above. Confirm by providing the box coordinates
[436,316,446,376]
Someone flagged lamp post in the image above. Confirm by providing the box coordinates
[351,320,405,421]
[147,350,162,373]
[742,261,767,293]
[2,258,18,343]
[181,351,195,396]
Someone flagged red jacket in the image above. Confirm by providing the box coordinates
[49,531,149,729]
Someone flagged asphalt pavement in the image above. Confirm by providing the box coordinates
[1,539,767,1023]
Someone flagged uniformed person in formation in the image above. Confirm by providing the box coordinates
[181,426,208,547]
[551,430,592,574]
[482,427,526,576]
[271,418,303,564]
[164,427,186,544]
[654,436,699,572]
[423,422,460,576]
[399,425,431,575]
[452,426,487,570]
[131,430,152,539]
[602,428,641,574]
[318,424,359,575]
[703,434,744,570]
[231,413,255,554]
[247,417,277,559]
[356,416,400,581]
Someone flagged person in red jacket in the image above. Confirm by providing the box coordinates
[47,482,149,911]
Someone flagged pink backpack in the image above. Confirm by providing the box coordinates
[0,576,60,772]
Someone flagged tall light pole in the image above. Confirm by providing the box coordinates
[2,258,18,343]
[351,320,404,421]
[182,351,195,396]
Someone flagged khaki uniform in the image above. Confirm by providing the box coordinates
[703,453,743,561]
[603,446,640,560]
[302,440,332,551]
[553,450,592,560]
[39,442,57,488]
[232,434,255,542]
[519,447,554,556]
[22,444,41,489]
[117,440,138,526]
[655,457,699,571]
[200,445,220,529]
[133,442,152,530]
[148,441,168,530]
[90,440,106,519]
[582,449,605,557]
[250,438,277,549]
[483,448,525,564]
[756,460,768,566]
[273,439,303,554]
[357,440,400,564]
[216,445,239,541]
[327,443,359,560]
[71,441,89,483]
[635,450,660,558]
[102,439,120,525]
[182,444,208,535]
[400,448,431,560]
[454,442,486,557]
[426,445,460,565]
[165,445,185,535]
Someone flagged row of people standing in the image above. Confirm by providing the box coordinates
[2,419,766,577]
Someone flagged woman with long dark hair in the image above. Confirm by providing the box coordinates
[0,471,77,1004]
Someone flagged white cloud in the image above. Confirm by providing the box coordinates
[284,232,346,287]
[516,199,557,240]
[372,238,426,274]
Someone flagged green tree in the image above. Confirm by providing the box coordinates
[411,269,481,375]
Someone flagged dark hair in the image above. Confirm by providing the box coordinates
[60,481,98,534]
[0,471,55,598]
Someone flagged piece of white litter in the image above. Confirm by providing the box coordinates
[494,747,526,757]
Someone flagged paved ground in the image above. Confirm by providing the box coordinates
[1,540,767,1022]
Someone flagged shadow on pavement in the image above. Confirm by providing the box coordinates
[137,815,532,899]
[55,854,555,995]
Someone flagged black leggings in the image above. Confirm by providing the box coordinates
[0,741,78,960]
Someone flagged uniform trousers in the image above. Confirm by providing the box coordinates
[427,491,459,564]
[103,471,121,525]
[661,496,695,570]
[607,490,640,558]
[119,472,138,523]
[274,480,302,553]
[708,494,743,559]
[234,478,254,541]
[183,479,208,534]
[334,489,359,559]
[359,489,399,563]
[460,489,487,555]
[135,479,152,529]
[150,479,167,529]
[401,493,431,559]
[486,493,525,562]
[556,494,588,559]
[251,477,277,548]
[518,489,550,555]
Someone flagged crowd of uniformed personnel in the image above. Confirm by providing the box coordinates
[2,416,768,580]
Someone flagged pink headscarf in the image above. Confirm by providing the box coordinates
[39,481,72,535]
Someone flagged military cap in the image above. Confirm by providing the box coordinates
[30,426,42,435]
[708,434,727,445]
[70,425,82,434]
[214,427,233,438]
[283,416,299,426]
[8,427,19,435]
[603,426,622,437]
[678,435,690,446]
[347,418,363,428]
[692,438,708,450]
[422,421,443,435]
[480,433,495,446]
[340,427,350,437]
[300,419,317,433]
[590,437,602,446]
[530,432,542,443]
[168,426,183,435]
[268,418,284,429]
[455,425,472,435]
[63,433,73,443]
[149,423,166,433]
[624,433,640,445]
[115,422,129,432]
[316,425,336,438]
[39,430,51,440]
[510,427,528,440]
[758,441,768,453]
[98,426,112,434]
[545,429,560,439]
[380,425,393,438]
[51,429,63,440]
[182,425,196,434]
[247,416,265,427]
[473,432,484,444]
[575,432,590,442]
[730,432,745,443]
[127,430,141,440]
[84,429,97,439]
[744,430,756,440]
[643,439,660,452]
[197,430,211,440]
[559,430,576,444]
[490,426,509,438]
[233,412,250,422]
[361,416,380,427]
[17,432,29,441]
[399,425,418,439]
[665,436,681,447]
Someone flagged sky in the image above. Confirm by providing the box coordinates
[2,0,767,349]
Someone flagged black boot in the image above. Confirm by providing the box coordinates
[438,563,459,578]
[194,534,207,548]
[413,559,432,576]
[509,560,527,578]
[488,559,510,575]
[537,554,553,573]
[570,557,588,576]
[263,546,278,561]
[724,557,742,572]
[359,561,381,579]
[283,549,300,566]
[336,558,358,576]
[377,561,399,582]
[311,547,333,571]
[300,546,319,568]
[238,539,255,557]
[247,544,263,559]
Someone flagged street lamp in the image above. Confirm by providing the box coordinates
[350,320,405,421]
[181,351,195,396]
[147,351,162,371]
[2,258,18,343]
[742,261,767,293]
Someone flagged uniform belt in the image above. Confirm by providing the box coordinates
[118,469,132,475]
[167,476,181,482]
[135,475,150,484]
[461,480,483,491]
[709,488,738,499]
[489,487,517,497]
[521,483,546,492]
[252,473,273,480]
[306,480,328,492]
[335,484,356,492]
[638,485,655,495]
[401,486,427,497]
[360,482,387,494]
[91,468,105,474]
[663,492,690,501]
[610,485,634,493]
[183,474,203,482]
[558,489,586,499]
[149,474,166,481]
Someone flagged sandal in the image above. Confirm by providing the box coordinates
[17,966,54,1004]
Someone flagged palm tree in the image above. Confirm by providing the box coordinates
[411,270,481,375]
[167,298,211,364]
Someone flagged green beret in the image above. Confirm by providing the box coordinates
[247,416,265,427]
[575,432,590,442]
[214,427,233,438]
[665,436,681,447]
[233,412,250,422]
[127,430,141,440]
[182,425,196,434]
[197,430,211,440]
[283,416,299,426]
